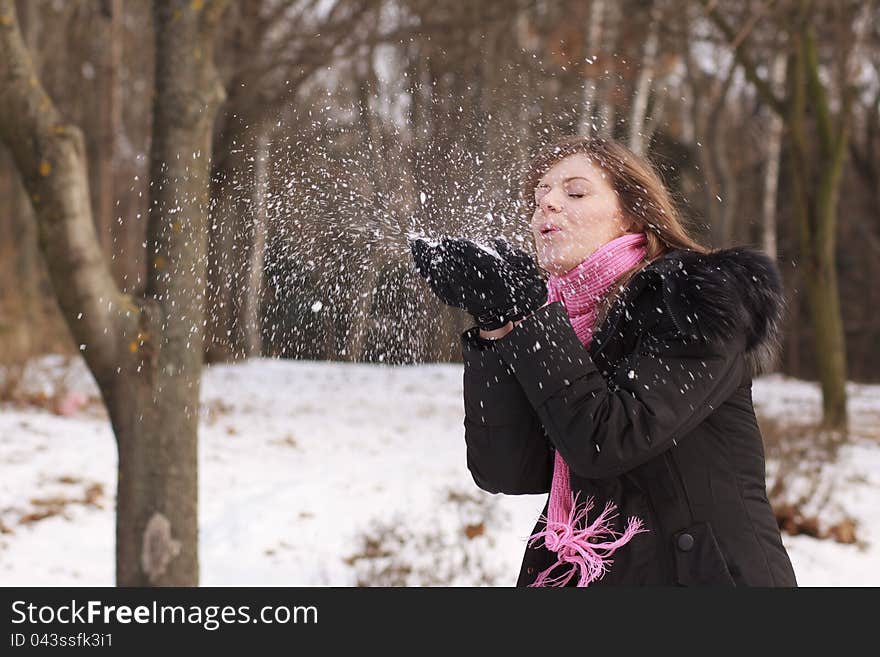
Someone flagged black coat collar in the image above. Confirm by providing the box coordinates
[591,247,785,377]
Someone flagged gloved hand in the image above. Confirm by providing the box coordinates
[410,236,547,331]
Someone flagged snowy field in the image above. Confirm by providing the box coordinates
[1,356,878,587]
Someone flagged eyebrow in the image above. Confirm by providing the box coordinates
[537,176,592,186]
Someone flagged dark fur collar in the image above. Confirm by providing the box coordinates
[643,247,786,377]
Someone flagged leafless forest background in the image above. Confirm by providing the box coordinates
[2,0,877,376]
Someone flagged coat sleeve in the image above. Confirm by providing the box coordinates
[493,302,746,479]
[461,327,554,495]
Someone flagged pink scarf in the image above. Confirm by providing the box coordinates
[527,232,649,587]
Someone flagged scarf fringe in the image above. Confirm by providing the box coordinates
[527,492,648,587]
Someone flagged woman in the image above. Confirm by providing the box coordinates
[410,135,797,587]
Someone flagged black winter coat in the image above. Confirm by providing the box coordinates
[462,247,797,587]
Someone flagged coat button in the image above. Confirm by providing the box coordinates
[677,533,695,551]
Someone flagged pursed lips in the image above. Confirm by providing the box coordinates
[539,222,562,236]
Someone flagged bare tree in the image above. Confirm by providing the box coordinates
[0,0,228,584]
[701,0,870,430]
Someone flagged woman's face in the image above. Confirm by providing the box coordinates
[530,153,629,276]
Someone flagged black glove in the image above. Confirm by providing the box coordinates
[410,236,547,331]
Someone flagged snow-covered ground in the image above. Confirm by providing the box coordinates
[1,356,878,586]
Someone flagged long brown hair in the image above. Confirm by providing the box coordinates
[523,135,710,323]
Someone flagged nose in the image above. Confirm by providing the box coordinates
[538,192,561,214]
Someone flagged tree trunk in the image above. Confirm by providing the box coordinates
[785,24,850,431]
[206,111,259,362]
[115,0,227,586]
[3,165,40,359]
[628,0,660,155]
[241,130,269,358]
[596,1,620,138]
[344,266,379,362]
[789,132,849,429]
[683,51,735,246]
[95,0,123,261]
[761,53,786,261]
[578,0,605,136]
[340,51,386,363]
[802,250,848,429]
[710,97,737,247]
[0,0,228,585]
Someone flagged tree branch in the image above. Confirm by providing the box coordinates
[0,0,130,380]
[698,0,786,117]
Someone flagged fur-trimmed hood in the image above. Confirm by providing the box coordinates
[646,247,786,377]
